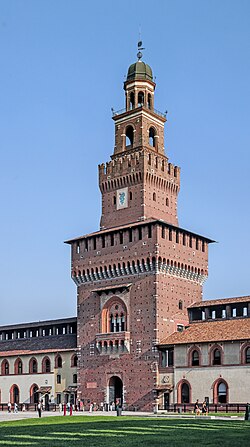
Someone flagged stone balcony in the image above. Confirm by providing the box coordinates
[96,331,130,355]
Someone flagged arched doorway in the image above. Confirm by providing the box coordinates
[218,382,227,403]
[10,385,19,404]
[179,382,190,403]
[108,376,123,406]
[213,379,228,404]
[30,384,39,404]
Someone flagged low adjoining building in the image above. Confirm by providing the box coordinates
[158,296,250,409]
[0,317,77,409]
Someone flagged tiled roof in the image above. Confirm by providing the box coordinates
[65,218,214,244]
[0,334,77,352]
[160,318,250,345]
[0,317,77,331]
[188,296,250,309]
[0,347,76,357]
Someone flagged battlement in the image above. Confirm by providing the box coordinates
[99,151,143,177]
[98,150,180,185]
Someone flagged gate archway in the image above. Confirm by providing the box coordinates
[108,376,123,406]
[10,384,19,404]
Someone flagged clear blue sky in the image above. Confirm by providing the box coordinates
[0,0,250,325]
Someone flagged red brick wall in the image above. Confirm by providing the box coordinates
[72,222,208,410]
[99,149,180,229]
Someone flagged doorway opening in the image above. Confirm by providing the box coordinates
[164,392,170,410]
[108,376,123,406]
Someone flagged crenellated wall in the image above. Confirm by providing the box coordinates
[99,148,180,229]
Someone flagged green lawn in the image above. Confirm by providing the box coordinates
[0,416,249,447]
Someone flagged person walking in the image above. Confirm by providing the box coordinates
[202,401,208,415]
[194,399,200,416]
[14,403,18,414]
[7,402,11,413]
[37,401,42,418]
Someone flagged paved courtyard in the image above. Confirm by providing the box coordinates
[0,410,244,423]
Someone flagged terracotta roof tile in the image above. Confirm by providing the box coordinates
[160,318,250,345]
[188,295,250,309]
[0,347,76,357]
[65,219,214,244]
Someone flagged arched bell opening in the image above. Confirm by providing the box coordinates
[149,127,157,148]
[138,91,144,107]
[125,126,134,147]
[129,92,135,110]
[147,93,152,109]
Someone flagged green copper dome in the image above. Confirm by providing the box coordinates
[127,61,153,81]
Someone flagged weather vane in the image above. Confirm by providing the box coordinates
[137,37,145,61]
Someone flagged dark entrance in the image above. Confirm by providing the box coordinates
[13,386,19,404]
[217,382,227,404]
[109,376,123,406]
[30,385,39,404]
[44,394,50,411]
[181,383,190,403]
[164,392,170,410]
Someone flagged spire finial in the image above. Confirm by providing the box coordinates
[137,27,145,61]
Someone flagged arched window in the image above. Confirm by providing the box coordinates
[102,298,127,334]
[110,313,114,332]
[71,354,78,367]
[14,358,23,375]
[73,374,77,384]
[45,359,51,372]
[55,354,62,368]
[129,92,135,109]
[181,383,190,403]
[213,348,221,365]
[125,126,134,147]
[138,91,144,107]
[149,127,156,147]
[113,195,116,205]
[42,357,51,373]
[115,313,119,332]
[166,197,169,206]
[29,358,38,374]
[178,300,183,310]
[192,350,200,366]
[147,93,152,109]
[246,347,250,363]
[153,192,156,201]
[120,313,125,331]
[1,359,9,375]
[129,191,132,200]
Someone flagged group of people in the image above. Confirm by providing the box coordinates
[7,402,19,413]
[89,401,116,412]
[194,399,208,416]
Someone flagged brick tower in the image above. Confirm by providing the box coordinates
[66,49,213,410]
